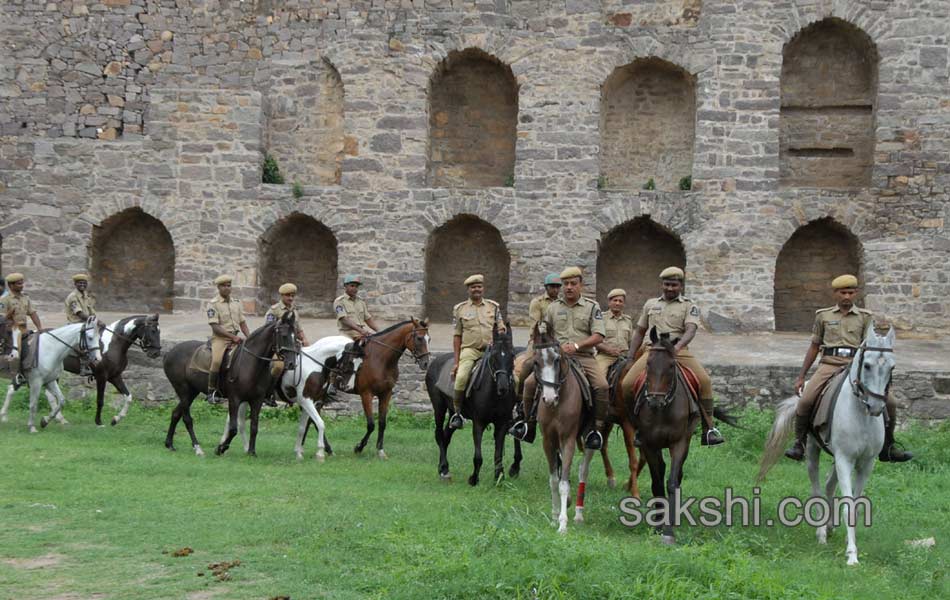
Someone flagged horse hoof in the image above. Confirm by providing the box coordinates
[661,535,676,545]
[95,420,103,427]
[166,444,176,452]
[0,415,7,423]
[574,514,585,524]
[468,475,478,487]
[817,529,827,544]
[59,419,69,426]
[508,467,520,479]
[607,477,617,489]
[247,451,257,458]
[29,426,38,434]
[353,445,363,455]
[377,450,388,460]
[195,446,205,457]
[846,552,859,566]
[315,452,326,463]
[439,472,452,481]
[40,417,49,429]
[111,417,119,426]
[214,446,224,456]
[558,524,568,535]
[295,452,304,461]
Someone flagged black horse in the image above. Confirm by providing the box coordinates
[162,312,297,457]
[53,315,162,426]
[426,323,523,485]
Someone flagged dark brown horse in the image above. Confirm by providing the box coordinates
[601,349,645,498]
[345,318,430,459]
[162,312,297,456]
[621,327,698,544]
[52,315,162,426]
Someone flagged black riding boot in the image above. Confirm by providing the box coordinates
[448,390,465,430]
[700,398,725,446]
[207,373,226,405]
[784,414,811,461]
[879,419,913,462]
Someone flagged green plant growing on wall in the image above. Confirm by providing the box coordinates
[503,173,515,187]
[292,180,304,199]
[679,176,692,191]
[262,154,284,184]
[597,175,609,190]
[643,178,656,191]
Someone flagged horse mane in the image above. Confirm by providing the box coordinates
[369,320,413,337]
[245,317,278,344]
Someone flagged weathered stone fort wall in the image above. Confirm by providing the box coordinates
[1,0,948,334]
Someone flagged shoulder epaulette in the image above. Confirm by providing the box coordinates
[453,300,468,311]
[485,299,500,307]
[816,306,835,314]
[334,294,347,303]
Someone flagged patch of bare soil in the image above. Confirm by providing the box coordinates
[2,552,64,569]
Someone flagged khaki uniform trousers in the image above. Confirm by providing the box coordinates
[796,355,897,418]
[454,347,485,392]
[522,353,609,423]
[513,348,534,393]
[595,353,619,375]
[210,335,234,389]
[621,347,714,401]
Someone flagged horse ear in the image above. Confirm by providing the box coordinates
[885,326,896,347]
[671,337,681,347]
[150,313,159,322]
[421,318,429,328]
[649,326,658,345]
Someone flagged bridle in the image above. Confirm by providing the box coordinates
[46,320,100,363]
[361,326,431,367]
[486,339,514,396]
[236,320,297,364]
[640,345,678,409]
[851,344,894,406]
[103,319,162,356]
[533,340,567,401]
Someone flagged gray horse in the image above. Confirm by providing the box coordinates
[759,322,895,565]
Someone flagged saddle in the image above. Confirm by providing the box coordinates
[19,330,40,371]
[606,358,628,418]
[465,356,490,397]
[809,367,850,452]
[567,357,594,411]
[186,340,236,377]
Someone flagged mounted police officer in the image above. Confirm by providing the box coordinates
[514,273,561,392]
[785,274,913,462]
[205,275,249,404]
[510,266,609,450]
[334,275,383,340]
[1,273,43,389]
[596,288,633,374]
[449,274,506,430]
[621,266,725,446]
[265,282,308,346]
[65,274,97,324]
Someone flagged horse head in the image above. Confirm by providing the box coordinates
[644,326,678,409]
[408,317,430,371]
[138,314,163,359]
[82,316,103,367]
[534,320,563,406]
[851,321,895,417]
[275,311,299,361]
[490,321,514,397]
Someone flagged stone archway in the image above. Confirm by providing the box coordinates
[596,217,687,313]
[427,48,518,188]
[780,18,878,188]
[258,213,338,317]
[774,218,863,331]
[424,215,510,322]
[90,208,175,312]
[600,58,696,191]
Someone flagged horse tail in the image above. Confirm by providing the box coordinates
[713,406,742,428]
[756,396,798,484]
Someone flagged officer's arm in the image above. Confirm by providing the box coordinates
[452,335,462,368]
[628,325,647,356]
[797,342,821,381]
[364,316,384,333]
[30,311,42,330]
[577,333,604,352]
[240,321,250,337]
[673,323,697,353]
[341,316,370,335]
[211,323,238,342]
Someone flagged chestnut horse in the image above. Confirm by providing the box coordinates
[601,348,645,498]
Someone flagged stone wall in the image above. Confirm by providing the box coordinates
[0,1,948,336]
[774,218,863,331]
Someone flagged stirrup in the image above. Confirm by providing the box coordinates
[12,373,26,390]
[326,385,338,400]
[448,412,464,430]
[508,420,527,441]
[584,429,603,450]
[701,427,724,446]
[879,442,913,463]
[207,390,227,405]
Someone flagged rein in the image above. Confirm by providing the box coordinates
[44,323,96,360]
[360,327,430,362]
[637,346,679,410]
[533,341,568,398]
[851,345,894,402]
[103,322,160,354]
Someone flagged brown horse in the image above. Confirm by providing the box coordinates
[530,322,596,534]
[601,349,645,498]
[344,318,430,459]
[621,327,699,544]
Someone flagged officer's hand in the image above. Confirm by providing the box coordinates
[795,376,805,397]
[562,342,576,356]
[451,363,458,378]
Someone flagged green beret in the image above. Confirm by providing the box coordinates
[543,273,562,286]
[343,274,362,286]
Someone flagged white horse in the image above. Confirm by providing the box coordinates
[759,323,894,565]
[228,335,360,461]
[1,317,102,433]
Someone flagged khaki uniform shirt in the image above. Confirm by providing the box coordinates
[334,294,372,334]
[453,298,503,350]
[637,295,701,344]
[528,294,556,328]
[812,306,873,349]
[65,290,96,323]
[206,294,245,335]
[544,297,605,355]
[603,312,634,351]
[265,302,303,335]
[1,293,34,328]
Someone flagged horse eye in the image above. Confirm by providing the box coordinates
[864,364,870,369]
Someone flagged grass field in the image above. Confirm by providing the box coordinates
[1,386,948,600]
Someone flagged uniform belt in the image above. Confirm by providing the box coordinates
[822,346,856,358]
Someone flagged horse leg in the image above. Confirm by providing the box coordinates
[295,409,310,460]
[94,376,106,426]
[469,420,484,487]
[181,400,204,456]
[298,397,326,462]
[40,381,68,429]
[543,436,560,522]
[376,391,392,459]
[434,397,451,479]
[642,447,669,540]
[0,384,13,422]
[664,439,691,544]
[237,401,249,453]
[492,420,507,484]
[557,437,577,535]
[574,447,596,524]
[833,458,860,565]
[43,388,67,425]
[354,391,375,454]
[509,438,523,479]
[620,419,641,499]
[215,400,240,456]
[600,422,616,488]
[246,401,262,457]
[28,381,41,432]
[109,376,134,426]
[807,438,829,544]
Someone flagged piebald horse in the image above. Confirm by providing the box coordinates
[759,323,895,565]
[0,317,102,432]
